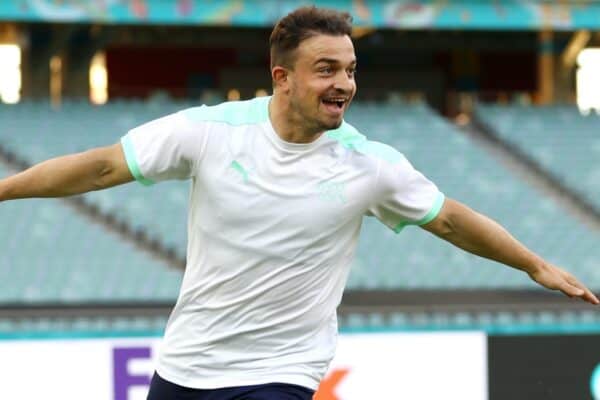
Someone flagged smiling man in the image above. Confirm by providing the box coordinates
[269,27,357,142]
[0,6,598,400]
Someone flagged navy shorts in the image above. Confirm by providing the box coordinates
[146,372,315,400]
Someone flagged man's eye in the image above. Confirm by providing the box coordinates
[319,67,333,74]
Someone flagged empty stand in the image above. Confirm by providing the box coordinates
[341,308,600,334]
[345,102,600,289]
[0,100,191,257]
[3,308,600,335]
[0,315,168,336]
[0,163,182,303]
[477,104,600,212]
[2,100,599,292]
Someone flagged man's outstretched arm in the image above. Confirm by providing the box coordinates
[421,197,599,305]
[0,143,134,201]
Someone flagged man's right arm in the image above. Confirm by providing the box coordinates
[0,143,134,201]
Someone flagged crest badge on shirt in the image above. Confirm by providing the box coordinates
[317,181,347,204]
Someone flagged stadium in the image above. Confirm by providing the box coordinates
[1,0,600,399]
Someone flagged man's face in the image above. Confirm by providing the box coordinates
[285,34,357,133]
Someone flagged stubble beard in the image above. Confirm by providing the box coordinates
[290,96,343,136]
[323,115,343,130]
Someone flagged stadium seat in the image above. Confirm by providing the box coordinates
[476,103,600,212]
[2,100,600,291]
[345,102,600,289]
[4,308,600,336]
[340,309,600,334]
[0,315,169,336]
[0,100,191,258]
[0,163,182,303]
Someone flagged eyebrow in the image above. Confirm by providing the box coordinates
[313,57,357,66]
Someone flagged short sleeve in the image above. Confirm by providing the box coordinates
[368,153,445,233]
[120,110,207,185]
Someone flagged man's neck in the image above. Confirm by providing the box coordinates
[268,93,323,144]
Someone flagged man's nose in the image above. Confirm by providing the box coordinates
[332,71,354,93]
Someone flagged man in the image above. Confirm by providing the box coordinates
[0,6,597,400]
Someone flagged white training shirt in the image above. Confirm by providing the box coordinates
[120,96,444,390]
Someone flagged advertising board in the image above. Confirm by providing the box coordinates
[0,331,487,400]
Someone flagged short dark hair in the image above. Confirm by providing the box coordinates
[269,6,353,70]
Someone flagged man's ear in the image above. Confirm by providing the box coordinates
[272,66,290,92]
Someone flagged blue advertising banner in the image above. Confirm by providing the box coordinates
[1,1,600,30]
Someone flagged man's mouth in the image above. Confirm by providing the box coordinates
[321,97,347,112]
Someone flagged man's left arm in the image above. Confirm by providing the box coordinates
[421,197,599,305]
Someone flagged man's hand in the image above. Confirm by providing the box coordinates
[529,263,599,304]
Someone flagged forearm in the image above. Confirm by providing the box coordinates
[422,198,598,304]
[426,199,544,275]
[0,145,131,201]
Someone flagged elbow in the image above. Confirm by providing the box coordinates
[86,145,126,191]
[422,198,460,239]
[422,212,455,239]
[89,157,114,191]
[434,215,456,239]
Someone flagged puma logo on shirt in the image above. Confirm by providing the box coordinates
[230,160,249,183]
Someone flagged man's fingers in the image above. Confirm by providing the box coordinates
[581,287,600,304]
[564,275,600,304]
[560,280,599,305]
[531,264,597,304]
[561,283,584,298]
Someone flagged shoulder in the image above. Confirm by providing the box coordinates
[179,96,270,126]
[326,121,406,166]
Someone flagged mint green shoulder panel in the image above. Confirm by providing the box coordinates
[182,96,270,125]
[326,121,404,164]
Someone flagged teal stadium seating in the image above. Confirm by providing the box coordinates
[0,315,169,337]
[345,101,600,289]
[341,309,600,334]
[0,99,192,258]
[3,308,600,336]
[2,100,600,292]
[0,163,182,303]
[477,104,600,212]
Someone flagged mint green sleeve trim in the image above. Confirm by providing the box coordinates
[393,192,445,233]
[120,136,155,186]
